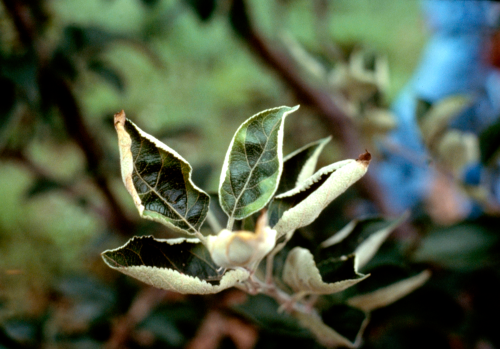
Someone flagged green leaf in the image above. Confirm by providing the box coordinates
[347,270,431,312]
[294,305,369,348]
[219,105,299,221]
[276,136,331,195]
[479,118,500,165]
[101,236,249,294]
[115,111,210,234]
[282,247,369,296]
[271,153,371,239]
[320,213,408,271]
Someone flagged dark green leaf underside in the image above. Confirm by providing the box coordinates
[102,236,223,285]
[126,120,209,233]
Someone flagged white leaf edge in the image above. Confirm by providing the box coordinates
[273,154,371,239]
[283,136,332,186]
[115,110,210,234]
[347,270,431,312]
[218,105,300,220]
[282,247,369,295]
[321,212,409,271]
[102,236,250,295]
[294,310,370,349]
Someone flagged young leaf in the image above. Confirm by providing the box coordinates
[294,305,369,348]
[114,110,210,234]
[416,95,472,148]
[320,213,408,271]
[347,270,431,312]
[219,105,299,221]
[282,247,369,295]
[101,236,249,294]
[276,136,331,195]
[271,153,371,239]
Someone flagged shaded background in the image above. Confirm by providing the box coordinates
[1,0,499,348]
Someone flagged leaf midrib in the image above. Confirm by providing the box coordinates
[133,162,199,233]
[229,117,281,217]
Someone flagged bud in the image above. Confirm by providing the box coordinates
[206,212,276,269]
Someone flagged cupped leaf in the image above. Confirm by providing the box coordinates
[219,105,299,221]
[277,136,331,195]
[282,247,369,296]
[271,153,371,239]
[347,270,431,312]
[320,213,408,271]
[294,305,369,348]
[115,110,210,234]
[416,95,472,148]
[436,130,479,176]
[101,236,249,294]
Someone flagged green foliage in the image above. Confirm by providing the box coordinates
[103,106,427,346]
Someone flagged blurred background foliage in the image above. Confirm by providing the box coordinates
[1,0,499,348]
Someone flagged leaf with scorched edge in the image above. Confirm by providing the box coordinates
[101,236,249,294]
[293,305,369,349]
[219,105,299,221]
[271,153,371,239]
[347,270,431,312]
[282,247,369,296]
[320,212,408,271]
[276,136,331,195]
[115,110,210,234]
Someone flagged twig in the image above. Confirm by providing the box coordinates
[230,0,389,214]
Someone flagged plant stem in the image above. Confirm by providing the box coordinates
[226,217,235,231]
[206,210,223,233]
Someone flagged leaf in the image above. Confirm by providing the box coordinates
[276,136,331,195]
[479,118,500,165]
[294,305,369,348]
[347,270,431,312]
[282,247,369,295]
[114,110,210,234]
[436,130,479,176]
[416,95,472,148]
[271,153,371,239]
[320,213,408,271]
[101,236,249,294]
[219,105,299,221]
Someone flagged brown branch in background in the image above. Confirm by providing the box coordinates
[2,0,135,236]
[230,0,389,214]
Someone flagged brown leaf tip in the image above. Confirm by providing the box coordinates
[357,150,371,164]
[114,110,126,128]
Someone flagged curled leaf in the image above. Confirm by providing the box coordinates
[115,110,210,234]
[321,213,408,271]
[294,305,369,348]
[347,270,431,312]
[219,105,299,221]
[282,247,369,295]
[277,136,331,195]
[271,153,371,239]
[102,236,249,294]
